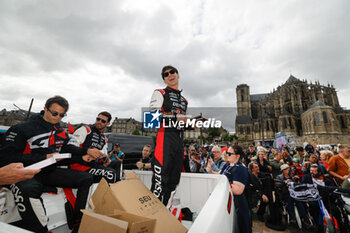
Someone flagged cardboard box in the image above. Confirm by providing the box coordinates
[79,209,156,233]
[92,172,187,233]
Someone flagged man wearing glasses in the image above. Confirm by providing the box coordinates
[206,146,226,173]
[69,111,119,183]
[150,65,188,208]
[0,96,102,233]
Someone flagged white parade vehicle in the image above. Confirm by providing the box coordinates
[1,171,236,233]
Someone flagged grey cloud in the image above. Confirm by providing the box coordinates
[1,0,349,126]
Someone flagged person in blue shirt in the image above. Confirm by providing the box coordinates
[207,145,251,233]
[110,143,125,162]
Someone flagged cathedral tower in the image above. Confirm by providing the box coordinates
[236,84,252,117]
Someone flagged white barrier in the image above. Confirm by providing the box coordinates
[133,170,235,233]
[9,171,235,233]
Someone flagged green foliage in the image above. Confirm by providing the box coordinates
[183,138,190,145]
[132,129,141,135]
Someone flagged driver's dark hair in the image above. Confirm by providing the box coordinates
[98,111,112,122]
[161,65,178,79]
[45,96,69,112]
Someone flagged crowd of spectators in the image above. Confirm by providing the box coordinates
[181,142,350,232]
[1,103,349,233]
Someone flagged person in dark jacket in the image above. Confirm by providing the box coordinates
[301,164,344,233]
[248,161,269,222]
[276,164,307,225]
[0,96,101,233]
[256,150,272,175]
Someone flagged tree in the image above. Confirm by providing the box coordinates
[132,129,141,135]
[183,138,190,146]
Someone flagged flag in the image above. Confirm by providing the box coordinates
[287,182,321,202]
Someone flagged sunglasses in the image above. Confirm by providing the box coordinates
[48,108,66,118]
[96,117,107,124]
[162,69,177,78]
[227,152,236,156]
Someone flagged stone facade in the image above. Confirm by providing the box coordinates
[235,75,350,146]
[111,117,142,134]
[110,117,158,136]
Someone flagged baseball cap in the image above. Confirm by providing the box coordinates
[280,164,290,171]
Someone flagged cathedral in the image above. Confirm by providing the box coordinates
[235,75,350,146]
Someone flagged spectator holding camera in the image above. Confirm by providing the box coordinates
[110,143,125,162]
[206,146,226,173]
[301,153,327,175]
[256,149,272,175]
[281,148,293,166]
[199,146,212,173]
[293,146,309,163]
[188,146,201,173]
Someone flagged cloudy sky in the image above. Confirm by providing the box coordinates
[1,0,349,131]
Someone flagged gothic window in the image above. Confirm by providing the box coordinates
[315,112,321,125]
[283,118,287,129]
[341,116,346,128]
[289,117,294,129]
[266,121,269,131]
[285,92,289,100]
[322,111,328,124]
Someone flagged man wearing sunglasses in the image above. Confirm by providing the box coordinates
[69,111,119,183]
[149,65,188,208]
[0,96,102,233]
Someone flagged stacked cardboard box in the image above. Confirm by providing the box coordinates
[79,172,187,233]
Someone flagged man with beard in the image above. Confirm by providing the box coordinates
[69,111,119,183]
[302,164,343,232]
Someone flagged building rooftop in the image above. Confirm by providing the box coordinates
[309,100,326,108]
[250,93,269,101]
[235,115,253,124]
[285,74,301,84]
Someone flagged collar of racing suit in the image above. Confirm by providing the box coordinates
[32,110,62,130]
[166,86,182,93]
